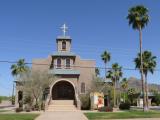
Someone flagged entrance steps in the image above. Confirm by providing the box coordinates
[47,100,77,111]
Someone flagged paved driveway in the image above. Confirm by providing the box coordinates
[35,111,88,120]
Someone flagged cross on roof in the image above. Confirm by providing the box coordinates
[60,24,68,37]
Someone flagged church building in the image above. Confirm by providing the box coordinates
[15,24,96,110]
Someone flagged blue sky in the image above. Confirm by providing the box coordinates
[0,0,160,96]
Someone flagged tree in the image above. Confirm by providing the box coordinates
[106,63,123,107]
[20,70,56,110]
[120,78,128,102]
[11,59,29,77]
[90,76,110,93]
[11,59,29,105]
[127,88,140,105]
[101,51,111,79]
[134,51,156,108]
[127,5,149,111]
[95,67,100,77]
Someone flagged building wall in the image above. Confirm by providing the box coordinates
[53,57,74,69]
[31,54,95,95]
[74,55,95,94]
[32,55,52,72]
[57,40,71,52]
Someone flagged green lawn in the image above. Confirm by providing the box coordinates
[85,111,160,120]
[0,114,39,120]
[0,110,10,112]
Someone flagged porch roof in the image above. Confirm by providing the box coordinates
[52,52,76,57]
[49,69,80,75]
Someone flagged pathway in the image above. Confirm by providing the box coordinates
[35,111,88,120]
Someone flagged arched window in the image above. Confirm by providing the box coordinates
[66,58,70,68]
[81,82,85,93]
[57,58,61,68]
[62,41,66,50]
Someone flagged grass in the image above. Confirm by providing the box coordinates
[85,110,160,120]
[0,110,11,112]
[0,113,39,120]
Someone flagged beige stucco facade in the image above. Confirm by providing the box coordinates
[15,35,96,109]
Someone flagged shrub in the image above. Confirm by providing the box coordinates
[24,104,31,112]
[119,102,130,110]
[80,94,90,110]
[98,106,113,112]
[0,97,2,104]
[34,103,40,111]
[151,102,157,106]
[23,95,33,105]
[9,96,15,105]
[153,93,160,105]
[15,107,23,112]
[41,102,45,110]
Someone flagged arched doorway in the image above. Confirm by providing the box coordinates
[18,91,23,102]
[52,81,75,100]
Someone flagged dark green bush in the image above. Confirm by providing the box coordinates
[119,102,130,110]
[151,102,157,106]
[41,102,45,110]
[34,103,40,111]
[98,106,113,112]
[15,107,23,112]
[80,94,90,110]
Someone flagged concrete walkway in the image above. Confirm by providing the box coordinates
[35,111,88,120]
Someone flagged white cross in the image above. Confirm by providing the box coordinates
[60,24,68,37]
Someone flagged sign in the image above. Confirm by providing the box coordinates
[90,92,104,110]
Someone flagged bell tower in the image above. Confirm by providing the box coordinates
[56,24,72,52]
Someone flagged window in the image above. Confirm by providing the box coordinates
[81,82,85,93]
[57,58,61,68]
[62,41,66,50]
[66,58,70,68]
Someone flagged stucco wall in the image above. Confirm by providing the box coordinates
[57,40,71,52]
[74,55,96,94]
[32,55,52,72]
[53,57,74,69]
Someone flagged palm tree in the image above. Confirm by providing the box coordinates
[134,51,156,108]
[101,51,111,80]
[127,5,149,111]
[11,59,29,77]
[106,63,123,107]
[11,59,29,105]
[120,78,128,102]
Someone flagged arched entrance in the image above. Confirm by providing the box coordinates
[52,81,75,100]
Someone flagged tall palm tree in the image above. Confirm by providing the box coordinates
[127,5,149,111]
[11,59,29,105]
[101,51,111,80]
[106,63,123,107]
[120,78,128,102]
[134,51,156,108]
